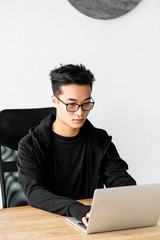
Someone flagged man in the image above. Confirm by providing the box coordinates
[18,64,136,227]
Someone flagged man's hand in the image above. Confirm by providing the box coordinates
[82,211,90,227]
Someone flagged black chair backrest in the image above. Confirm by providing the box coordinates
[0,107,54,208]
[0,107,55,150]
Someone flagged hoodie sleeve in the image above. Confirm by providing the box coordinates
[101,141,136,187]
[17,138,90,221]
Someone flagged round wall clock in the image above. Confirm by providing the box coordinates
[68,0,142,20]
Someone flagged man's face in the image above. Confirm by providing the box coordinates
[52,84,92,133]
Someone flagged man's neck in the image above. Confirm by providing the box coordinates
[52,121,80,137]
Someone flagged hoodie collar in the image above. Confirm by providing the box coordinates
[29,111,111,153]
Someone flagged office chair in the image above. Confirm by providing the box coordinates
[0,107,54,208]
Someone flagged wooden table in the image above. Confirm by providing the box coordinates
[0,199,160,240]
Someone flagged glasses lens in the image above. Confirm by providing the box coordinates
[83,102,94,111]
[66,102,95,112]
[67,104,78,112]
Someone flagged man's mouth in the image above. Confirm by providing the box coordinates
[73,119,84,123]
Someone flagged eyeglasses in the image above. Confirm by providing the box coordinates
[55,96,95,112]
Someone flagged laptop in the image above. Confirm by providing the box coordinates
[66,183,160,234]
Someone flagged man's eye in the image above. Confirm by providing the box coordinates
[69,103,77,106]
[84,102,91,105]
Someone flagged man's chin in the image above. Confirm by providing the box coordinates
[72,119,86,127]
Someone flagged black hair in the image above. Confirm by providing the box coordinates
[49,64,95,95]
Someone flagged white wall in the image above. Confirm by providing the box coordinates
[0,0,160,208]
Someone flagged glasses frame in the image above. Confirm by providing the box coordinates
[55,95,95,112]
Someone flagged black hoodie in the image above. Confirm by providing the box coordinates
[18,112,136,221]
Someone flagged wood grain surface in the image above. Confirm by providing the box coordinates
[0,199,160,240]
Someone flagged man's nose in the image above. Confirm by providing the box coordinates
[75,105,84,116]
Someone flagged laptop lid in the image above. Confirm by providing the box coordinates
[67,183,160,234]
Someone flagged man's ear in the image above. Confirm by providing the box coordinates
[51,94,57,107]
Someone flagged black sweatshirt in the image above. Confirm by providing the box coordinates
[51,130,89,200]
[18,111,136,220]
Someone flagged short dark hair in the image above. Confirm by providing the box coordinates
[49,64,95,95]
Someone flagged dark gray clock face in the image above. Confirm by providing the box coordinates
[68,0,142,20]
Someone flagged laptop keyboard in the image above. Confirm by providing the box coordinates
[78,222,87,229]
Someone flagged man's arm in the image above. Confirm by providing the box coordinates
[101,142,136,187]
[17,139,90,221]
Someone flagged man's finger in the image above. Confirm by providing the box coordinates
[82,216,88,227]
